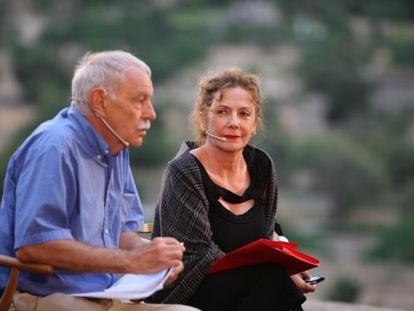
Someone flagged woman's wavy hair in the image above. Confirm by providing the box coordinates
[190,67,263,145]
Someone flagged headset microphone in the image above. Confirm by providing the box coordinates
[205,131,227,142]
[95,113,130,148]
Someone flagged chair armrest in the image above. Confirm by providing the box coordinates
[0,254,54,275]
[138,223,153,240]
[0,254,54,310]
[139,223,153,234]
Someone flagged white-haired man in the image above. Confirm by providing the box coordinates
[0,50,198,311]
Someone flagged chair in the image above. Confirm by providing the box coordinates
[0,254,54,310]
[139,223,154,240]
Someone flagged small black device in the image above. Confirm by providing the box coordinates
[305,275,325,285]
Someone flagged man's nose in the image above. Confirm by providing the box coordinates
[143,101,157,120]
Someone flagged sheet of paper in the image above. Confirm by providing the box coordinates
[72,268,171,300]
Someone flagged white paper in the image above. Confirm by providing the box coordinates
[72,268,171,300]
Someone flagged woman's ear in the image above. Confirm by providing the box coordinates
[199,113,207,133]
[200,113,211,142]
[251,119,257,135]
[89,88,108,117]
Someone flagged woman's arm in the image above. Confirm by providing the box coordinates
[150,159,224,303]
[154,162,223,256]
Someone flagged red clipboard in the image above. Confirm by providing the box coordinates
[208,239,319,275]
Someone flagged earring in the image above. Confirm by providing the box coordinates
[252,128,257,135]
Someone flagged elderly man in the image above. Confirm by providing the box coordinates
[0,51,198,311]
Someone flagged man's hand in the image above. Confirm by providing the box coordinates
[125,237,185,275]
[291,271,317,293]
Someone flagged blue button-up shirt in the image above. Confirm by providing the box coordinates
[0,107,144,295]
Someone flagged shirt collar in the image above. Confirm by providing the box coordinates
[68,107,112,161]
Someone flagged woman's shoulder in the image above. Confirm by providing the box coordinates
[245,144,275,168]
[168,141,199,171]
[164,142,205,193]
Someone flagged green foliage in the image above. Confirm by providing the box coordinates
[278,0,414,20]
[256,126,293,185]
[7,2,214,170]
[0,1,7,43]
[344,111,413,154]
[42,3,212,81]
[368,217,414,263]
[386,142,414,187]
[280,224,323,254]
[399,182,414,216]
[10,2,214,109]
[297,31,371,122]
[344,0,414,19]
[327,276,361,302]
[12,44,69,106]
[290,135,387,220]
[2,0,414,227]
[388,35,414,66]
[129,108,177,167]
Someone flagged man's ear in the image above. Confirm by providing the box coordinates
[89,88,108,117]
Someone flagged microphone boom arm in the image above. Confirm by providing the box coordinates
[206,131,227,142]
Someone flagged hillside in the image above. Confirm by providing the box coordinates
[0,1,413,309]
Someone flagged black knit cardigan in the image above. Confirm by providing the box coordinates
[146,141,278,304]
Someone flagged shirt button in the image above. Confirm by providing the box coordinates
[96,155,102,160]
[104,149,110,154]
[104,229,109,234]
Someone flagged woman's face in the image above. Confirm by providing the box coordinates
[204,87,256,151]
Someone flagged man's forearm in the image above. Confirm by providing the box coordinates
[16,239,132,273]
[16,236,184,275]
[119,231,148,250]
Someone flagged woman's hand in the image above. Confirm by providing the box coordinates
[164,260,184,286]
[291,271,317,293]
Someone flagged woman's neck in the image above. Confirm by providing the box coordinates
[191,144,249,194]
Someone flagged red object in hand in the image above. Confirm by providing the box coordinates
[208,239,319,276]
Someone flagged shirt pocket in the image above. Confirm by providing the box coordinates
[118,192,137,227]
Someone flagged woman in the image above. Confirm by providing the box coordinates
[147,68,316,310]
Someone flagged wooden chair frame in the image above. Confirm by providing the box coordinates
[0,255,54,310]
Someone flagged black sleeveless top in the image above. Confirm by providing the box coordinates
[192,149,269,253]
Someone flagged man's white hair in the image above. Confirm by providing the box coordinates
[71,50,151,115]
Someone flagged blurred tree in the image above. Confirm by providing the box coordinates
[368,216,414,263]
[399,181,414,216]
[345,0,414,20]
[327,276,361,302]
[0,1,7,45]
[1,0,414,227]
[386,143,414,187]
[129,106,178,167]
[290,135,387,221]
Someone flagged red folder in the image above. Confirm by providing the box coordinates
[208,239,319,275]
